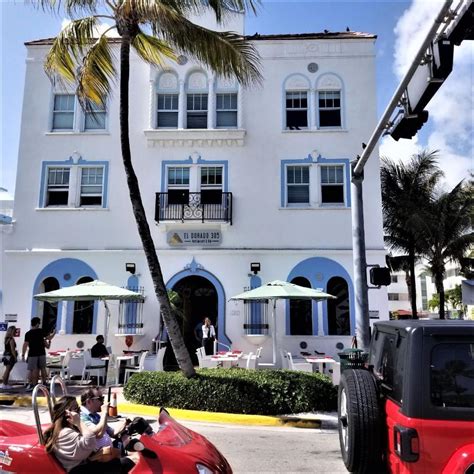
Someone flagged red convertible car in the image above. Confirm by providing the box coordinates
[0,381,232,473]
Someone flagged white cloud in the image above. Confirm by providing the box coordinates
[61,18,117,36]
[387,0,473,188]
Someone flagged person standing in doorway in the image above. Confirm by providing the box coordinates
[22,317,55,391]
[201,317,216,355]
[1,326,18,389]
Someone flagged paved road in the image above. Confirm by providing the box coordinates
[0,405,347,473]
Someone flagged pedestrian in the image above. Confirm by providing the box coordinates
[21,317,55,391]
[201,317,216,355]
[1,326,18,389]
[90,335,109,358]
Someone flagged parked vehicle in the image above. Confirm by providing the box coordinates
[338,320,474,473]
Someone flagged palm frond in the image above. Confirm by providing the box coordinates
[45,16,99,83]
[33,0,99,18]
[77,33,116,108]
[132,31,177,68]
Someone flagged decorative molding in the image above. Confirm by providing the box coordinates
[158,72,178,90]
[216,77,237,90]
[317,74,342,90]
[144,129,246,147]
[187,71,208,90]
[184,257,205,273]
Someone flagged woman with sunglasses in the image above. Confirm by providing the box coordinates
[43,396,135,473]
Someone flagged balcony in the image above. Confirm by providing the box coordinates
[155,191,232,224]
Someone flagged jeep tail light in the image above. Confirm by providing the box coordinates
[394,425,419,462]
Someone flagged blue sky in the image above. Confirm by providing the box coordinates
[1,0,472,194]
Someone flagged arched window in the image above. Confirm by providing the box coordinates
[284,74,310,130]
[156,71,179,129]
[315,73,343,129]
[41,277,59,333]
[186,71,209,129]
[73,276,94,334]
[289,277,312,335]
[327,277,350,335]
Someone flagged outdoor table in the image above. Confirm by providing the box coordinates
[305,357,337,375]
[101,355,135,384]
[46,351,84,378]
[210,352,243,368]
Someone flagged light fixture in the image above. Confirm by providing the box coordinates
[250,262,261,275]
[125,263,136,274]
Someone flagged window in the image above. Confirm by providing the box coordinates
[84,102,106,130]
[286,91,308,129]
[289,277,313,335]
[73,277,95,334]
[157,93,178,128]
[388,293,400,301]
[80,167,104,206]
[187,93,208,129]
[41,161,108,208]
[216,93,237,128]
[318,90,341,127]
[52,94,75,130]
[46,167,70,206]
[201,167,223,205]
[287,166,310,205]
[321,165,344,204]
[167,167,190,204]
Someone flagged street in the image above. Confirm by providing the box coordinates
[0,405,347,473]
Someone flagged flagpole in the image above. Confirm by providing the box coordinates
[272,299,277,365]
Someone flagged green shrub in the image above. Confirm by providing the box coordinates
[123,369,337,415]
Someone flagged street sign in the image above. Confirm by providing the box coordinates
[0,323,7,331]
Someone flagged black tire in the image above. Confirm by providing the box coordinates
[338,369,384,473]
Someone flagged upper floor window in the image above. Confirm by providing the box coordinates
[200,167,222,189]
[157,93,179,128]
[320,165,344,204]
[287,166,310,205]
[216,93,237,128]
[168,167,190,188]
[40,158,108,209]
[187,93,208,129]
[84,102,106,130]
[286,91,308,130]
[80,167,104,206]
[52,94,75,130]
[388,293,400,301]
[46,167,70,206]
[318,90,341,127]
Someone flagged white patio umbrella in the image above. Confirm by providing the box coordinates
[34,280,144,345]
[230,280,335,365]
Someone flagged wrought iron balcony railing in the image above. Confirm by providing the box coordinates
[155,191,232,224]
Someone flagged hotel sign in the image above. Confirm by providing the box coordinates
[167,229,221,246]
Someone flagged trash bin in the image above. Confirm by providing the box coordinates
[338,348,368,371]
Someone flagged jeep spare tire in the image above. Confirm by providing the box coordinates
[338,369,383,473]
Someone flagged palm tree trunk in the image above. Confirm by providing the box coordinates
[435,274,446,319]
[408,245,418,319]
[119,30,195,377]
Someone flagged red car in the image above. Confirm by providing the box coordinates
[338,320,474,473]
[0,405,231,473]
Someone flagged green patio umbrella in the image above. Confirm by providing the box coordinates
[34,280,144,344]
[230,280,335,365]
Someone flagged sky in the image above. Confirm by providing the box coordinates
[1,0,472,195]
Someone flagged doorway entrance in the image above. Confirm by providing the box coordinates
[171,276,218,366]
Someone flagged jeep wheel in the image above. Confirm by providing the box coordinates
[338,369,383,473]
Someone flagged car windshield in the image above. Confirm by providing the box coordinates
[431,342,474,408]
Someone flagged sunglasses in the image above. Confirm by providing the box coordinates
[90,396,105,402]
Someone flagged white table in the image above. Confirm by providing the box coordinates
[305,357,338,375]
[210,352,243,368]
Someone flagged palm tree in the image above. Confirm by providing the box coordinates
[420,181,473,319]
[36,0,262,377]
[381,151,443,318]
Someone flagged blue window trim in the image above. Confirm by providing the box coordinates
[39,157,109,208]
[31,258,98,335]
[160,155,229,192]
[285,257,355,336]
[166,258,230,348]
[280,154,351,207]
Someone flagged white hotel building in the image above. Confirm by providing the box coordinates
[3,13,388,366]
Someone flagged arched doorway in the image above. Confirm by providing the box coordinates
[171,276,218,365]
[289,277,313,335]
[327,277,350,335]
[40,277,60,333]
[73,276,95,334]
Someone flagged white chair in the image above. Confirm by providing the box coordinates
[47,350,72,380]
[329,362,341,385]
[155,347,166,372]
[196,348,218,368]
[81,350,106,385]
[124,351,148,383]
[245,352,257,369]
[287,352,313,373]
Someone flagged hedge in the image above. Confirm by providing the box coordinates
[123,369,337,415]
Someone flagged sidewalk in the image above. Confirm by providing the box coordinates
[0,382,336,429]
